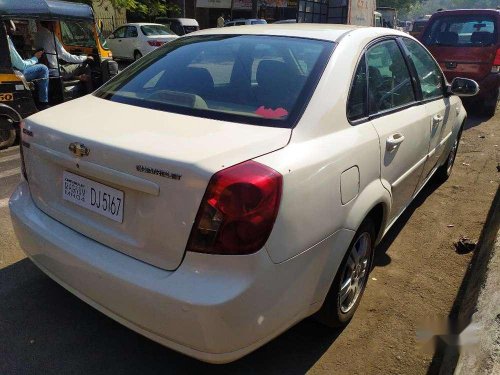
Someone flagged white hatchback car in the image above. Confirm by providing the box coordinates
[106,23,178,61]
[10,24,478,363]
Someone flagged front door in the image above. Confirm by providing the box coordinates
[108,26,127,58]
[366,39,431,221]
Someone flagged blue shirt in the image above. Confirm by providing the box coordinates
[7,36,38,72]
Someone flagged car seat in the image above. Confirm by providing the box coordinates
[256,60,299,110]
[162,67,214,99]
[471,31,494,45]
[437,31,458,45]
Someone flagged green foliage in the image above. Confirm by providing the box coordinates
[70,0,181,17]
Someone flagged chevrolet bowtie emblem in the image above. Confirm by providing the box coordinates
[69,142,90,158]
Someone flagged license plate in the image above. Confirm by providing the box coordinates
[62,171,124,223]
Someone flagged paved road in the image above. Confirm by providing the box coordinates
[0,112,499,375]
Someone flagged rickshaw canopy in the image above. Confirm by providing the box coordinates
[0,0,94,21]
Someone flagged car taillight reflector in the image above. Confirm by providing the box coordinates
[187,161,282,255]
[147,40,164,47]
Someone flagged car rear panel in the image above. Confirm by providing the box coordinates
[428,45,498,82]
[22,95,291,270]
[421,10,500,83]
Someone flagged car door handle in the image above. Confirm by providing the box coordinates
[386,133,405,151]
[433,114,444,126]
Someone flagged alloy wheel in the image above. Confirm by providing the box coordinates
[338,232,371,314]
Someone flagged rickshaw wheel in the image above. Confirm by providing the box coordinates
[0,128,16,150]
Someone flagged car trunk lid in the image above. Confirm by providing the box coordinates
[23,95,291,270]
[428,45,498,82]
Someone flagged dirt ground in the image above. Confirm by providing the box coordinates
[0,110,499,375]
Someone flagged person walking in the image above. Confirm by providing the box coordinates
[4,21,50,110]
[217,13,225,28]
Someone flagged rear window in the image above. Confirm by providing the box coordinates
[94,35,333,128]
[422,15,498,47]
[141,25,175,36]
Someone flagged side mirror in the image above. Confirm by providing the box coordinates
[449,77,479,97]
[108,34,115,39]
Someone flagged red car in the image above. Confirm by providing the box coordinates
[420,9,499,116]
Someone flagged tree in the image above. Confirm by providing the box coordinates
[71,0,180,18]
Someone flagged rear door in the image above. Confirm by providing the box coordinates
[401,37,455,187]
[366,39,430,221]
[123,26,139,59]
[422,14,498,82]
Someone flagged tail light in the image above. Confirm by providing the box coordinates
[187,161,282,255]
[19,121,28,181]
[493,48,500,73]
[147,40,164,47]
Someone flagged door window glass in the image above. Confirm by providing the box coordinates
[347,55,367,121]
[60,21,96,48]
[402,38,444,100]
[125,26,138,38]
[366,40,415,114]
[114,26,127,38]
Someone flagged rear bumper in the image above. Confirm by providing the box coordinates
[9,181,354,363]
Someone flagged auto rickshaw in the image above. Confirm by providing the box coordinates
[0,0,118,149]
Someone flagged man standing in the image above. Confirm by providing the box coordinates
[35,21,94,91]
[4,21,49,110]
[217,13,225,28]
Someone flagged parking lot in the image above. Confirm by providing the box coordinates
[0,110,499,375]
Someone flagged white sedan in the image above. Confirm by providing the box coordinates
[10,25,478,363]
[106,23,178,61]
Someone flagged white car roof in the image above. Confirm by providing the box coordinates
[124,23,167,27]
[190,24,408,43]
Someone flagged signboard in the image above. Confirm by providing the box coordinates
[196,0,231,8]
[349,0,375,26]
[233,0,252,10]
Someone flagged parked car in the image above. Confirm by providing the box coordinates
[409,18,428,37]
[154,17,199,35]
[273,19,297,24]
[224,18,267,26]
[420,9,500,115]
[106,23,178,61]
[11,24,477,364]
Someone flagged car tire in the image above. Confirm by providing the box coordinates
[435,127,462,183]
[314,218,376,328]
[482,90,498,117]
[134,51,143,61]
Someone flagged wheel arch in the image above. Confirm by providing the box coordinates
[344,179,391,245]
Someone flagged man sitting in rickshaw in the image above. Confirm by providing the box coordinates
[35,21,94,92]
[4,21,50,110]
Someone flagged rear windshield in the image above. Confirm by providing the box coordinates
[251,20,267,24]
[422,15,498,47]
[141,25,175,36]
[94,35,333,128]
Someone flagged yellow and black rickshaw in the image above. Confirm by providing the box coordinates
[0,0,118,148]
